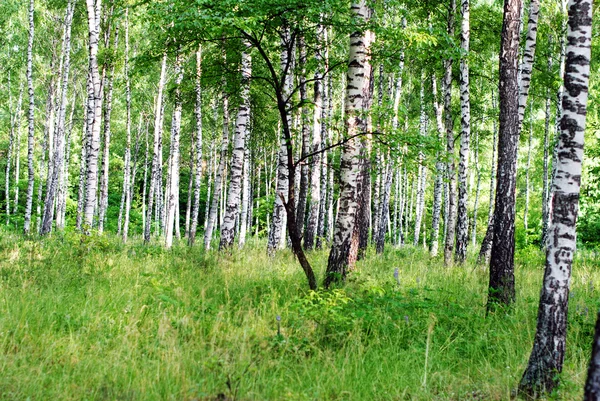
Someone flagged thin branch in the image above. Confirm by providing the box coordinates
[294,131,382,169]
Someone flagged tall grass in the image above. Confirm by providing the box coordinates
[0,231,597,400]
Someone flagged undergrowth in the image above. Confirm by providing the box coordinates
[0,231,598,400]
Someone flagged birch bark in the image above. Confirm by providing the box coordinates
[165,51,184,248]
[83,0,103,232]
[144,53,167,243]
[455,0,471,264]
[40,0,75,235]
[220,47,251,250]
[188,47,204,246]
[443,0,457,266]
[324,0,372,287]
[520,0,591,391]
[23,0,36,234]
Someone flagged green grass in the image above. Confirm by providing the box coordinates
[0,230,598,400]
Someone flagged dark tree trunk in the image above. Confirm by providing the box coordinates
[585,310,600,400]
[487,0,522,309]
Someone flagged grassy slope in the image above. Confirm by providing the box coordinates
[0,231,598,400]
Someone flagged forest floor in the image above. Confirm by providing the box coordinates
[0,231,598,400]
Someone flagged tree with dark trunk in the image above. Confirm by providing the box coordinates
[487,0,522,308]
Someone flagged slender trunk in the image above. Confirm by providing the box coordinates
[144,53,167,243]
[471,126,481,247]
[519,0,591,392]
[98,22,119,233]
[487,0,522,308]
[83,0,103,232]
[120,9,132,240]
[5,74,17,225]
[304,29,324,250]
[205,89,230,249]
[375,163,392,253]
[325,0,373,288]
[188,47,203,246]
[517,0,540,130]
[540,42,553,248]
[523,102,533,240]
[455,0,471,263]
[23,0,35,234]
[12,86,24,217]
[184,144,193,238]
[431,75,445,256]
[267,35,293,255]
[443,0,457,266]
[165,51,184,248]
[239,146,251,247]
[296,36,310,241]
[76,96,88,230]
[141,123,149,236]
[316,63,332,249]
[414,74,427,247]
[220,46,251,250]
[40,0,75,236]
[56,97,75,229]
[478,89,498,265]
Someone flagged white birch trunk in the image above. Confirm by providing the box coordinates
[304,27,324,250]
[40,0,74,235]
[455,0,471,263]
[12,85,24,217]
[120,9,132,241]
[239,146,251,247]
[204,90,230,249]
[517,0,540,129]
[144,53,167,242]
[443,0,458,266]
[98,22,119,233]
[83,0,103,231]
[431,75,445,257]
[267,34,293,255]
[188,47,204,246]
[523,102,533,239]
[471,125,481,247]
[520,0,591,391]
[325,0,372,287]
[220,47,251,249]
[413,74,427,247]
[164,51,184,248]
[23,0,35,234]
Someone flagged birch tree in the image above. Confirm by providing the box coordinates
[40,0,75,236]
[267,32,292,255]
[324,0,372,288]
[443,0,457,266]
[455,0,471,264]
[431,74,444,257]
[164,51,184,248]
[188,46,203,246]
[98,17,119,234]
[220,46,252,250]
[304,27,325,250]
[23,0,35,234]
[519,0,591,392]
[204,87,230,250]
[144,53,167,243]
[83,0,104,232]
